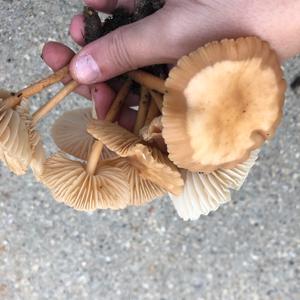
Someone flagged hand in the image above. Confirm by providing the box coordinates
[43,0,300,128]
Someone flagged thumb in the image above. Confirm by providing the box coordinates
[69,10,173,84]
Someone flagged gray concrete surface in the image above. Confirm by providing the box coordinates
[0,1,299,299]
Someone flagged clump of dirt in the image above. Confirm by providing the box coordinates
[83,7,102,44]
[83,0,167,80]
[84,1,165,43]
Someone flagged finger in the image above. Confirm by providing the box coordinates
[70,14,86,46]
[84,0,136,13]
[92,84,116,120]
[69,10,174,85]
[117,107,137,131]
[126,92,139,106]
[108,79,139,106]
[42,41,74,70]
[93,84,137,130]
[42,42,92,99]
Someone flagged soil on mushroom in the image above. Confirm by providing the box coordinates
[84,0,167,79]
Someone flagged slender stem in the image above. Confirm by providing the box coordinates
[91,99,97,119]
[86,141,104,175]
[149,90,163,112]
[127,70,166,94]
[105,80,132,122]
[32,81,79,124]
[134,87,150,135]
[144,95,160,126]
[86,79,132,175]
[1,66,69,111]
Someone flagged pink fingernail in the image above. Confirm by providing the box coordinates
[74,54,100,83]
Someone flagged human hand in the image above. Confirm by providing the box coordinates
[42,0,300,127]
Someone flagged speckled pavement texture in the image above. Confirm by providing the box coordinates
[0,1,299,299]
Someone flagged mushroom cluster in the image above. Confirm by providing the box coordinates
[0,36,286,221]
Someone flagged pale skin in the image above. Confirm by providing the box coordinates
[42,0,300,129]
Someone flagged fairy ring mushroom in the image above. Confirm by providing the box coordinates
[0,89,43,176]
[0,67,71,176]
[162,37,286,172]
[0,104,32,175]
[87,119,184,205]
[41,80,132,211]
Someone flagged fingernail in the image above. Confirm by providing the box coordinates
[74,54,100,83]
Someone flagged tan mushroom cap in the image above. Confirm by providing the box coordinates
[87,120,184,196]
[52,108,114,161]
[0,102,32,175]
[140,116,167,153]
[0,90,45,176]
[170,150,259,221]
[162,37,286,172]
[41,153,130,211]
[111,157,166,206]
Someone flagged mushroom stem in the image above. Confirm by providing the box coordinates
[1,66,69,111]
[86,141,104,175]
[149,90,163,112]
[127,70,166,94]
[32,80,79,124]
[105,80,132,122]
[86,79,132,175]
[134,87,150,135]
[144,94,161,126]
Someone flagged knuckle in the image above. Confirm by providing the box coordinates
[107,28,136,72]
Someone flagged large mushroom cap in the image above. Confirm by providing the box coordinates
[170,151,259,221]
[87,120,184,196]
[41,153,130,211]
[52,108,114,160]
[162,37,286,172]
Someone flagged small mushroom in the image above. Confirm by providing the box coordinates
[0,92,35,175]
[162,37,286,172]
[169,151,259,221]
[87,120,184,202]
[51,108,115,161]
[0,68,75,177]
[41,80,132,211]
[42,153,130,211]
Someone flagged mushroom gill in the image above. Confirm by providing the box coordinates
[169,151,259,221]
[87,119,184,203]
